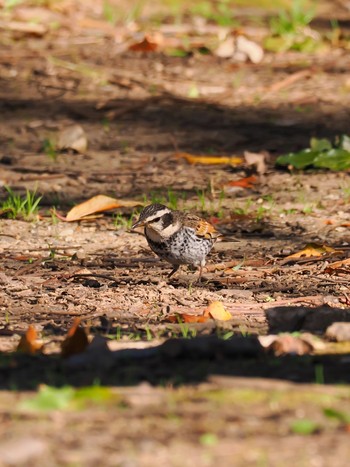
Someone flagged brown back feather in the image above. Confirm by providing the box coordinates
[178,212,221,240]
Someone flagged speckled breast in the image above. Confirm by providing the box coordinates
[146,227,214,267]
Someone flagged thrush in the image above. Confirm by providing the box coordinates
[131,203,221,280]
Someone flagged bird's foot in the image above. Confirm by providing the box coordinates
[167,265,180,278]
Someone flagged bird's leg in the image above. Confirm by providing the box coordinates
[197,265,203,283]
[168,265,180,278]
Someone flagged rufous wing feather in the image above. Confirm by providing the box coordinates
[183,213,221,240]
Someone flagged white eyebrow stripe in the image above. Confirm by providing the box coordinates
[147,208,171,221]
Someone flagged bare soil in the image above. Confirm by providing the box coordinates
[0,1,350,465]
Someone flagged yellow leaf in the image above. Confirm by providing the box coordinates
[284,243,337,261]
[65,195,142,222]
[176,152,243,166]
[204,301,232,321]
[17,326,42,354]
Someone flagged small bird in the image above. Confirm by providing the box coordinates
[131,203,221,280]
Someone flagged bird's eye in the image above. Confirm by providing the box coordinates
[151,216,161,223]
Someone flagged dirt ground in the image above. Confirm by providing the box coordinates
[1,0,350,465]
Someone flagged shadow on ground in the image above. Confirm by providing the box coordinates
[1,305,350,390]
[1,95,349,157]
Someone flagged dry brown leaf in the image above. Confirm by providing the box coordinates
[176,152,243,166]
[271,335,314,356]
[65,195,142,222]
[61,318,89,358]
[283,243,337,262]
[57,125,87,153]
[167,313,209,324]
[129,34,162,52]
[234,35,264,63]
[215,36,235,58]
[17,326,42,354]
[244,151,268,174]
[167,302,232,324]
[77,17,116,36]
[225,175,257,189]
[260,334,314,356]
[204,301,232,321]
[327,258,350,269]
[326,323,350,342]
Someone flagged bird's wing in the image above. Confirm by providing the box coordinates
[182,213,222,240]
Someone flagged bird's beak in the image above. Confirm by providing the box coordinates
[131,220,146,230]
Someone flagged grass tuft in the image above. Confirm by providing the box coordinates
[1,187,42,220]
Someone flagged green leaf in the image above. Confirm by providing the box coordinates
[166,48,189,58]
[276,149,318,169]
[323,407,350,424]
[19,385,117,412]
[310,137,332,152]
[314,149,350,170]
[20,386,75,411]
[74,386,114,406]
[199,433,218,446]
[276,134,350,171]
[290,37,321,53]
[290,418,319,435]
[263,36,293,53]
[188,84,199,99]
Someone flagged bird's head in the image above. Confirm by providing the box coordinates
[132,204,180,238]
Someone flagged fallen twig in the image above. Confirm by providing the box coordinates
[265,69,312,95]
